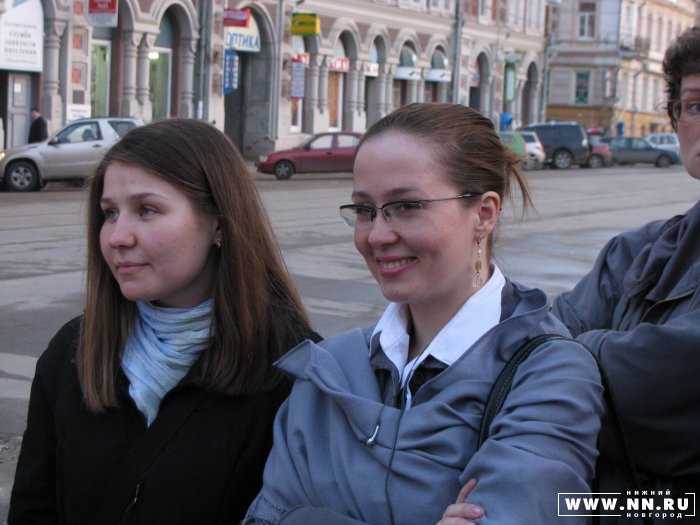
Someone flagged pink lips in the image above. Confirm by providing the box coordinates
[115,262,147,275]
[376,256,417,277]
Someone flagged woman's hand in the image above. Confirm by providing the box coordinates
[436,478,484,525]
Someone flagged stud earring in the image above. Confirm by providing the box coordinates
[474,235,483,289]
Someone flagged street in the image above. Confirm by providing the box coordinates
[1,163,699,521]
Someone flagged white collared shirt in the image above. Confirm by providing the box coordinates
[369,265,506,407]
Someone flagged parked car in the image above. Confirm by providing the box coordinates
[256,132,363,179]
[0,117,143,192]
[602,136,681,167]
[521,131,546,170]
[520,122,591,169]
[644,132,680,156]
[498,131,544,170]
[586,136,613,168]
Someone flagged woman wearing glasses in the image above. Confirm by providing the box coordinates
[553,27,700,514]
[244,103,603,524]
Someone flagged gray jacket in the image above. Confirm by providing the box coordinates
[245,281,603,524]
[553,201,700,520]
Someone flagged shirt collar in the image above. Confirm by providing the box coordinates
[370,265,506,388]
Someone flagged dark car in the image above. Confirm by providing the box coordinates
[256,132,363,179]
[602,137,681,167]
[586,136,613,169]
[520,122,591,169]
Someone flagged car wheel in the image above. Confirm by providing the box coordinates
[587,154,603,169]
[5,161,39,192]
[655,155,671,168]
[552,150,573,169]
[273,160,294,180]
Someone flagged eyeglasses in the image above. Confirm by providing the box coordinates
[671,99,700,123]
[339,193,483,227]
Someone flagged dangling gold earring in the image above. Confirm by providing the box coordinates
[474,235,483,289]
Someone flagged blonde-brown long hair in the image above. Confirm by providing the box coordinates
[80,118,312,411]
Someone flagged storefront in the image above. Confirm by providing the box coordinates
[0,0,44,147]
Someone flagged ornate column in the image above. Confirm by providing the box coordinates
[407,78,419,104]
[377,64,388,117]
[343,59,359,130]
[347,59,359,113]
[513,77,526,129]
[42,19,67,126]
[357,64,366,115]
[136,33,157,121]
[384,65,394,114]
[317,55,329,113]
[180,37,197,118]
[303,53,320,133]
[121,30,141,118]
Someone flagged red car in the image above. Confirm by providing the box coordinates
[256,132,363,179]
[586,136,613,168]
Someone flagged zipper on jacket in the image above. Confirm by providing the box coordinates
[120,482,142,519]
[640,289,695,324]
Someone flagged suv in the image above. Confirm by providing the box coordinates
[520,122,591,169]
[644,132,680,156]
[1,117,143,191]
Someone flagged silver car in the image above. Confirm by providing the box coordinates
[0,117,143,191]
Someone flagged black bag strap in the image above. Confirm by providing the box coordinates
[477,334,652,525]
[478,334,564,448]
[88,389,207,524]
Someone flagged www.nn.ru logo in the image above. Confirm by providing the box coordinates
[558,491,696,520]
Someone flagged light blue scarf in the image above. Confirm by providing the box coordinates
[121,299,213,426]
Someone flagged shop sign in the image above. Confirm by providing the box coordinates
[87,0,118,27]
[504,65,516,103]
[225,16,260,53]
[364,62,379,77]
[291,60,306,99]
[291,13,320,36]
[223,49,240,94]
[426,68,452,82]
[328,56,349,72]
[67,104,91,121]
[293,52,309,67]
[0,0,43,72]
[394,66,421,80]
[224,8,250,27]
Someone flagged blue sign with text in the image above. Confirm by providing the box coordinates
[224,49,239,95]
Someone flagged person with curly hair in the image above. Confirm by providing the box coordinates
[553,27,700,522]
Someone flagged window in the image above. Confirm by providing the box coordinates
[577,2,596,39]
[575,71,590,104]
[337,134,360,148]
[309,135,333,149]
[109,120,138,137]
[57,122,101,143]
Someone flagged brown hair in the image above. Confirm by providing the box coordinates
[357,103,533,251]
[80,118,312,411]
[663,26,700,130]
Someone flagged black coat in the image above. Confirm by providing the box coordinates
[9,316,309,524]
[28,116,48,143]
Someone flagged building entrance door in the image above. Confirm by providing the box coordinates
[4,73,32,148]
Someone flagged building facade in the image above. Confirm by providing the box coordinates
[546,0,696,136]
[0,0,549,158]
